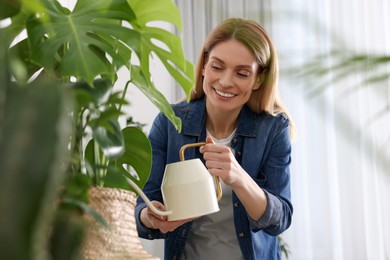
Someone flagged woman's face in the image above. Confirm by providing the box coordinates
[203,39,259,113]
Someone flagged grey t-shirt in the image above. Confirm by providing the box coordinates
[183,130,244,260]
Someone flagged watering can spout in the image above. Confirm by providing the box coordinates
[127,178,173,216]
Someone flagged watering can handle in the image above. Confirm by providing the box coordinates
[179,142,223,201]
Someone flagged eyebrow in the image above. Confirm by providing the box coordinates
[210,56,255,70]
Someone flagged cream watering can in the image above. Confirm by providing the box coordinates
[128,142,222,221]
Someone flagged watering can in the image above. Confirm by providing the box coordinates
[129,142,222,221]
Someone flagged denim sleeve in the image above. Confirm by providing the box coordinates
[135,201,167,240]
[135,112,168,240]
[248,115,293,236]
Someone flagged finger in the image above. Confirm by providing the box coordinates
[149,211,168,222]
[155,219,178,233]
[203,151,226,161]
[202,143,232,155]
[160,216,200,233]
[148,206,168,220]
[147,201,168,220]
[206,136,214,144]
[200,136,216,154]
[207,167,224,176]
[151,200,166,210]
[145,210,160,229]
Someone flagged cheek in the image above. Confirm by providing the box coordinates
[202,74,216,95]
[203,67,218,83]
[202,77,211,93]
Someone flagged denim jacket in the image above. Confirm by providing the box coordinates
[135,97,293,260]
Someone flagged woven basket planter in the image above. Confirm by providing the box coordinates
[82,187,159,260]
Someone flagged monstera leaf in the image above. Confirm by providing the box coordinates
[4,0,193,131]
[21,0,193,95]
[105,126,152,192]
[25,0,139,84]
[130,65,182,131]
[0,0,21,19]
[2,0,194,192]
[128,0,194,98]
[84,126,152,192]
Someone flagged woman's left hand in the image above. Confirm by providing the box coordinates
[200,136,268,220]
[200,136,244,187]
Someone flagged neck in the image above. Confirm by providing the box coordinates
[206,109,239,140]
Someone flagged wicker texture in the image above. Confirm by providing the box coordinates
[82,187,159,260]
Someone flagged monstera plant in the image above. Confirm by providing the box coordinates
[0,0,193,258]
[4,0,193,194]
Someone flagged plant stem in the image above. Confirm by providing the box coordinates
[93,140,100,186]
[118,80,131,112]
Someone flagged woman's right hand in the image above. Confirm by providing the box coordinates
[140,200,196,234]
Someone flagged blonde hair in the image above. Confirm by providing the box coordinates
[190,18,296,139]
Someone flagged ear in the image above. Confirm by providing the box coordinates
[253,77,262,90]
[253,71,267,90]
[253,81,261,90]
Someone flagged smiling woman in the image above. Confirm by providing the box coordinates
[175,1,390,259]
[135,18,295,260]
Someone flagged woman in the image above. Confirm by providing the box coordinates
[135,17,295,259]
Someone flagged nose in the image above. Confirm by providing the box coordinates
[219,71,234,87]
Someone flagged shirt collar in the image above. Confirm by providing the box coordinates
[182,97,257,138]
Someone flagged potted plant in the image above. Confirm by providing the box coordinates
[0,0,193,258]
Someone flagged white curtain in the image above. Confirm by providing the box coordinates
[174,0,390,259]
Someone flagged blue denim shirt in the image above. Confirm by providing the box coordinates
[135,97,293,260]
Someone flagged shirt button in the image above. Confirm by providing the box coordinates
[237,151,241,157]
[234,202,239,208]
[148,234,153,239]
[239,232,244,237]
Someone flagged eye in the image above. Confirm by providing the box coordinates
[209,61,224,71]
[211,65,223,71]
[237,70,250,78]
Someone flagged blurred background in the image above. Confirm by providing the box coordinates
[128,0,390,259]
[3,0,388,259]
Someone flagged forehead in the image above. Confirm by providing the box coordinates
[208,39,257,68]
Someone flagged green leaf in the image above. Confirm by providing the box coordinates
[6,0,194,102]
[130,65,182,132]
[61,172,90,203]
[0,0,21,19]
[1,12,32,59]
[26,0,140,85]
[8,39,42,83]
[128,0,182,31]
[49,210,85,260]
[73,78,113,107]
[128,0,194,99]
[0,79,72,260]
[85,126,152,192]
[101,166,131,190]
[62,197,108,228]
[93,119,124,160]
[142,27,194,97]
[105,126,152,192]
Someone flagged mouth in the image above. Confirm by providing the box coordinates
[213,87,237,98]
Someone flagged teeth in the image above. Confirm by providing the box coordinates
[215,89,236,98]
